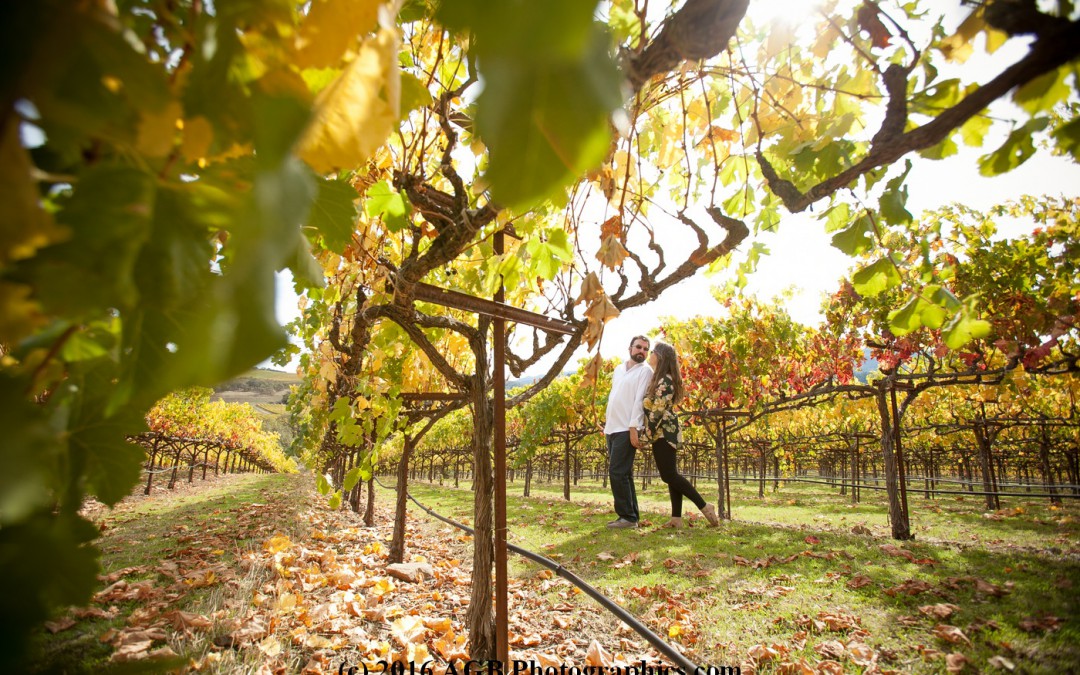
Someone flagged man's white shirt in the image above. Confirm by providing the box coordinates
[604,361,653,434]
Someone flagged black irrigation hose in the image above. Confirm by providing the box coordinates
[375,476,701,674]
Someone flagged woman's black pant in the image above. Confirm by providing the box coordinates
[652,438,706,517]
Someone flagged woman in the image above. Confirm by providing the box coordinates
[642,342,720,528]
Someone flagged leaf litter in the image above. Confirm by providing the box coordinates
[51,474,1080,673]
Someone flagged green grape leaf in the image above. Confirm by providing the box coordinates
[851,258,901,297]
[343,465,364,492]
[365,180,411,232]
[309,178,358,253]
[927,284,963,312]
[317,472,332,495]
[920,134,958,160]
[1051,117,1080,161]
[920,301,948,329]
[1013,66,1071,115]
[942,305,992,349]
[978,117,1050,176]
[0,511,101,662]
[887,295,924,335]
[879,160,913,225]
[823,202,852,233]
[0,378,63,524]
[400,71,434,114]
[17,166,154,318]
[959,114,992,147]
[831,214,875,255]
[474,23,622,210]
[526,228,574,281]
[64,363,148,505]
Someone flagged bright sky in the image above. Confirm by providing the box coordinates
[272,4,1080,377]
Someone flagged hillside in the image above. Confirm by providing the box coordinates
[212,367,301,406]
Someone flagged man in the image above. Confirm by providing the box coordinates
[603,335,653,529]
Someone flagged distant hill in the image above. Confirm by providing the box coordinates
[854,349,879,383]
[213,368,300,405]
[507,369,575,390]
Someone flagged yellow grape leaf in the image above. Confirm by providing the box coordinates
[595,234,629,270]
[370,577,394,598]
[390,615,427,646]
[584,294,620,325]
[298,28,400,174]
[938,10,986,63]
[0,281,45,345]
[610,150,637,189]
[578,353,603,389]
[696,125,740,148]
[277,592,297,612]
[263,534,292,554]
[575,271,603,306]
[136,100,181,158]
[582,316,604,351]
[294,0,380,68]
[0,118,68,266]
[404,642,430,665]
[812,22,841,59]
[422,617,452,633]
[319,359,338,384]
[584,640,614,668]
[258,635,282,658]
[764,22,796,59]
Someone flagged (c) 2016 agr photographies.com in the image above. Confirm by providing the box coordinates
[338,661,740,675]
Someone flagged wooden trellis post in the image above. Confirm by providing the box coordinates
[398,233,575,662]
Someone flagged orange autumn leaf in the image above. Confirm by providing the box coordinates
[856,2,892,48]
[933,624,972,646]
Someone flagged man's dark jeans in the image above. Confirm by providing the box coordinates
[607,431,639,523]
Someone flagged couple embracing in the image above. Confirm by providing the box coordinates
[604,336,720,530]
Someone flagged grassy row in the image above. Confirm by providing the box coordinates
[32,473,309,674]
[402,475,1079,673]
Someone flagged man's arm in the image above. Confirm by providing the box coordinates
[628,368,652,438]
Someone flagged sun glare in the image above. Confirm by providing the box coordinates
[747,0,827,28]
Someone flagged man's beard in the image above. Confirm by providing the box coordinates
[630,353,646,363]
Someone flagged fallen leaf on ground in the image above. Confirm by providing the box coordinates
[945,652,969,672]
[919,604,960,619]
[585,639,614,668]
[933,624,972,646]
[44,618,77,633]
[846,574,873,589]
[1018,615,1063,632]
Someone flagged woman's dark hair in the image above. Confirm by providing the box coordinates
[648,342,684,405]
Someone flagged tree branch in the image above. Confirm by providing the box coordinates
[759,18,1080,213]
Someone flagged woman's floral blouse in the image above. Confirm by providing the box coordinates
[643,374,681,448]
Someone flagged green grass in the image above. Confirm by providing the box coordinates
[402,475,1080,673]
[32,470,1077,674]
[30,473,309,675]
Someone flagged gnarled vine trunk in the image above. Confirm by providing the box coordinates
[876,387,912,540]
